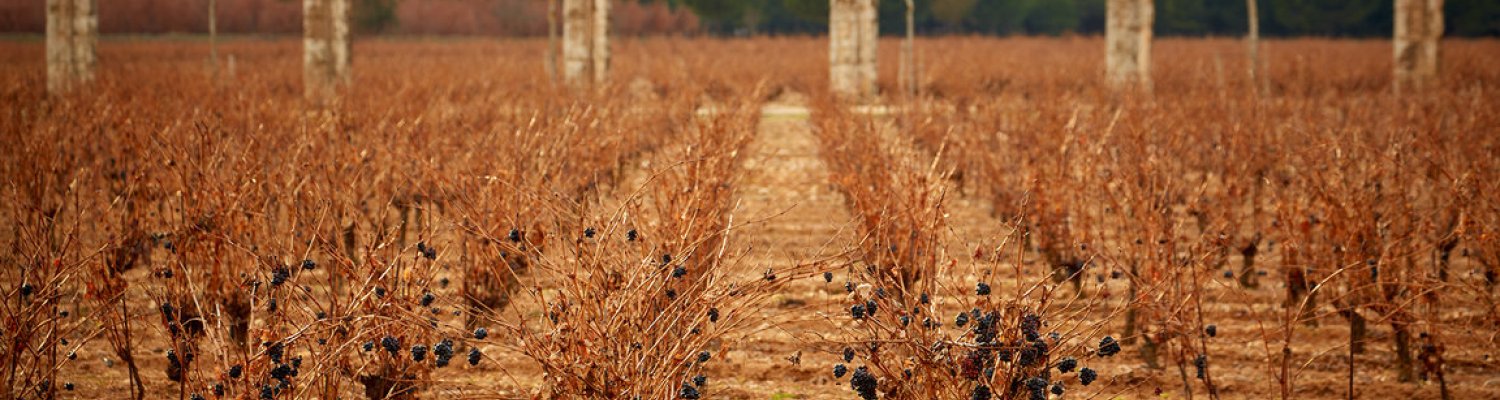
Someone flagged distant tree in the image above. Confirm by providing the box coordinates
[1156,0,1208,34]
[1076,0,1108,33]
[1027,0,1080,35]
[930,0,979,27]
[968,0,1033,35]
[782,0,828,26]
[668,0,755,33]
[1447,0,1500,36]
[1154,0,1248,35]
[355,0,397,33]
[1267,0,1385,36]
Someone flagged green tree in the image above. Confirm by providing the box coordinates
[1156,0,1209,34]
[1448,0,1500,36]
[1266,0,1386,36]
[355,0,398,34]
[967,0,1033,35]
[783,0,829,25]
[1026,0,1079,35]
[930,0,980,27]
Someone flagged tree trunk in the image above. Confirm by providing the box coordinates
[46,0,97,95]
[304,0,351,105]
[1394,0,1443,94]
[1106,0,1153,89]
[562,0,609,88]
[829,0,877,100]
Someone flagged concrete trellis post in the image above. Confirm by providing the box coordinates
[1394,0,1443,94]
[1106,0,1153,89]
[304,0,352,104]
[563,0,610,87]
[829,0,877,100]
[46,0,97,95]
[1246,0,1262,93]
[900,0,916,99]
[592,0,610,84]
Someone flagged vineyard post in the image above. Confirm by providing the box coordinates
[900,0,916,100]
[1246,0,1262,95]
[593,0,610,85]
[562,0,610,88]
[547,0,559,85]
[209,0,218,84]
[1394,0,1443,94]
[303,0,352,105]
[45,0,97,95]
[1106,0,1153,90]
[829,0,877,101]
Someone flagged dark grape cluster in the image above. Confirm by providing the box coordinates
[1025,376,1049,400]
[411,345,427,361]
[850,304,867,319]
[416,242,437,260]
[971,384,992,400]
[1080,367,1098,386]
[1020,313,1043,341]
[434,338,456,367]
[381,336,401,355]
[1056,357,1078,373]
[1098,336,1121,357]
[678,382,701,399]
[850,366,878,400]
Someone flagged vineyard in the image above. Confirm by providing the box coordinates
[2,36,1500,400]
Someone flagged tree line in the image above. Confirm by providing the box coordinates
[666,0,1500,37]
[3,0,1496,37]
